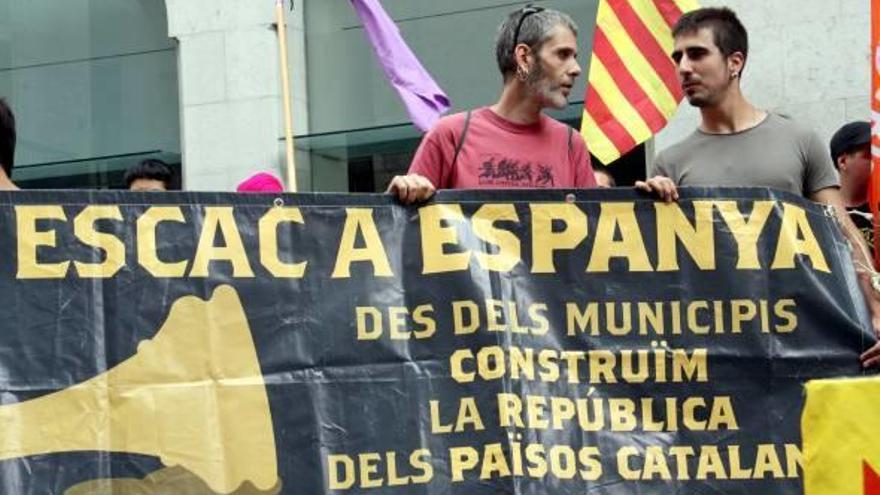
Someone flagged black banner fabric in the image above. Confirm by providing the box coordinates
[0,188,874,494]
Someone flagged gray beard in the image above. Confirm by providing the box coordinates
[526,59,568,110]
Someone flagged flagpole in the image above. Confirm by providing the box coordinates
[275,0,298,192]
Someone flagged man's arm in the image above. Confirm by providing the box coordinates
[810,187,880,367]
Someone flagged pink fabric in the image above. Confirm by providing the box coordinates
[237,172,284,193]
[409,108,596,189]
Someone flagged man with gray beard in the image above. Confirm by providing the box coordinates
[387,6,596,203]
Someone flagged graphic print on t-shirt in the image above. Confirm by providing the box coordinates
[477,153,555,187]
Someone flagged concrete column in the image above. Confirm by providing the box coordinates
[164,0,309,191]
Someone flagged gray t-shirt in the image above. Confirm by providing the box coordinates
[651,113,838,197]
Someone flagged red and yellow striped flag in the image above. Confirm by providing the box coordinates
[580,0,699,165]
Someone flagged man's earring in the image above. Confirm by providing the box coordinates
[516,65,529,82]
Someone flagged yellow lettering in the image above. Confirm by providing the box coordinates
[450,349,475,383]
[655,201,715,271]
[772,203,830,272]
[15,205,69,279]
[530,204,587,273]
[137,206,188,277]
[643,445,672,480]
[449,446,479,482]
[420,204,470,274]
[359,452,383,488]
[774,299,797,333]
[73,206,125,278]
[587,202,652,272]
[480,443,511,480]
[410,449,434,483]
[715,201,773,269]
[327,454,355,489]
[472,204,520,272]
[566,302,599,336]
[753,444,785,478]
[258,207,306,278]
[695,445,727,480]
[332,208,393,278]
[190,207,253,277]
[673,349,708,382]
[617,446,641,480]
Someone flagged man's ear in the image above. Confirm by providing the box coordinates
[728,51,745,78]
[837,155,848,173]
[514,44,533,71]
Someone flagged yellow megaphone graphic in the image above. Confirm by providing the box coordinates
[0,285,279,494]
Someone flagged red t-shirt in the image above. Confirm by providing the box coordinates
[408,107,596,189]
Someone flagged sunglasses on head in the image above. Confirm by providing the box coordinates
[513,5,545,46]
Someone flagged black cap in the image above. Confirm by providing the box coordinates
[830,121,870,162]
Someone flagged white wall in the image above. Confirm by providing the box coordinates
[165,0,308,191]
[654,0,871,161]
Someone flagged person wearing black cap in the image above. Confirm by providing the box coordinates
[830,121,873,251]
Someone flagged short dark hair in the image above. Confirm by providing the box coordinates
[496,7,578,81]
[124,159,174,189]
[673,7,748,70]
[829,121,871,168]
[0,99,16,177]
[594,168,616,187]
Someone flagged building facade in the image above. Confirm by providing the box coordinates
[0,1,870,191]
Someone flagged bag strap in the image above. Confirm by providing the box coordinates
[568,125,573,155]
[451,110,473,169]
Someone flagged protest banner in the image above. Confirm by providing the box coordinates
[0,188,872,494]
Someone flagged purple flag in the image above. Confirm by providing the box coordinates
[350,0,451,132]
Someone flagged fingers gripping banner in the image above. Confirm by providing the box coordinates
[0,188,873,494]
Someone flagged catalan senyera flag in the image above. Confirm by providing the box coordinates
[802,377,880,495]
[580,0,699,165]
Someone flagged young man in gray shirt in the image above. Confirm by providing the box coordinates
[634,7,880,366]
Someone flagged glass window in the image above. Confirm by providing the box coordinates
[0,1,180,188]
